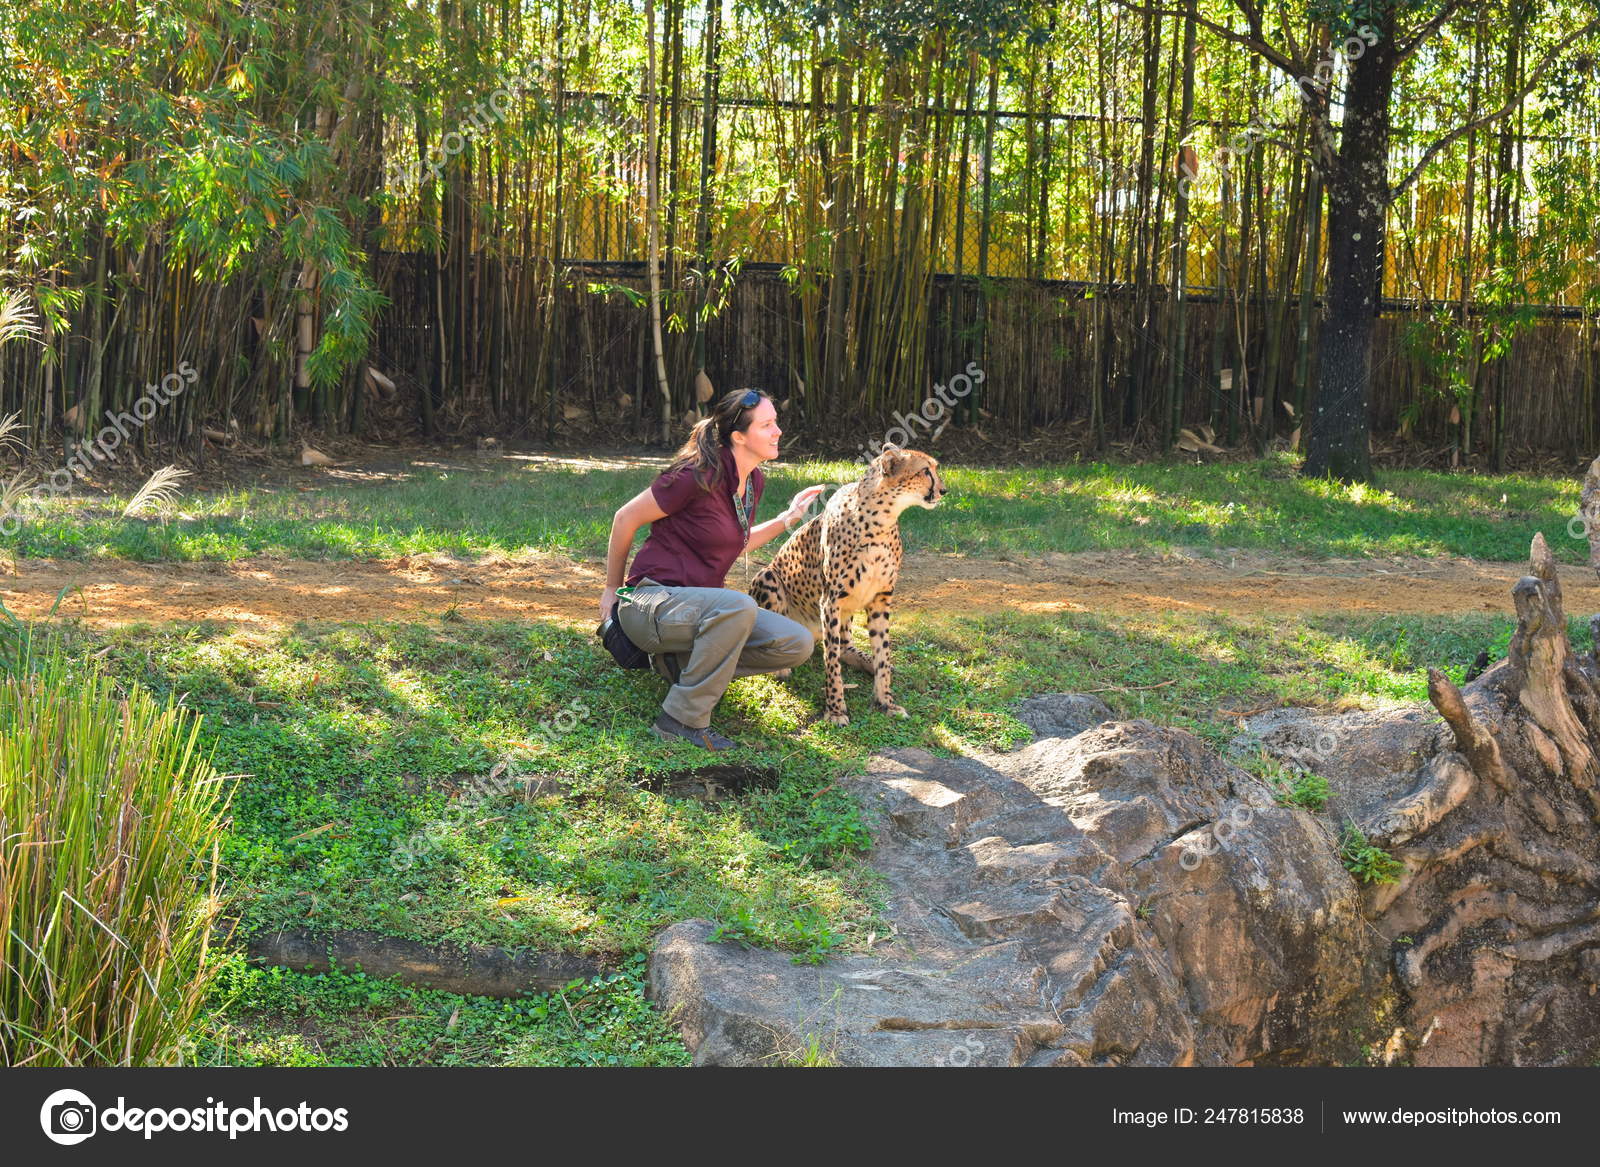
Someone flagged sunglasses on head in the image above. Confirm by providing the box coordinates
[738,389,762,408]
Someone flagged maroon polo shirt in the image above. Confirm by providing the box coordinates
[625,445,766,588]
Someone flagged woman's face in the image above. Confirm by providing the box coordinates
[734,398,782,462]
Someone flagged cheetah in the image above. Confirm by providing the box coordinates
[749,447,946,725]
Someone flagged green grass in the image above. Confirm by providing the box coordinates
[0,627,232,1066]
[73,617,906,962]
[2,450,1586,564]
[1236,751,1334,812]
[1339,823,1406,885]
[28,591,1559,1064]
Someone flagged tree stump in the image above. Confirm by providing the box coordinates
[1379,532,1600,1064]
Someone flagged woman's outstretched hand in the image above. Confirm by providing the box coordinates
[598,587,617,625]
[786,484,828,523]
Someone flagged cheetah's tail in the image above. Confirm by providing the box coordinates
[748,566,786,613]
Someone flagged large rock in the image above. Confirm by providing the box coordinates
[650,707,1390,1066]
[1230,705,1445,829]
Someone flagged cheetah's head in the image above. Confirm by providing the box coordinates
[862,447,946,514]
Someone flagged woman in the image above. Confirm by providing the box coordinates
[600,388,827,751]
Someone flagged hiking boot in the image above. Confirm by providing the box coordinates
[651,711,737,751]
[650,652,683,684]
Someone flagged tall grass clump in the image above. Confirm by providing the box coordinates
[0,604,234,1065]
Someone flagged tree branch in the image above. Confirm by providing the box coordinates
[1391,18,1600,197]
[1111,1,1306,82]
[1395,1,1463,63]
[1272,4,1311,72]
[1427,667,1514,793]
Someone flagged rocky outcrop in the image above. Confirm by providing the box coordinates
[651,701,1390,1066]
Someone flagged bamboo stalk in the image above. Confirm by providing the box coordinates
[645,0,671,444]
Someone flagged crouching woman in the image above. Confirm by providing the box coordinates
[598,388,825,751]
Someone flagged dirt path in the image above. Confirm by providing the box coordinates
[1,548,1591,630]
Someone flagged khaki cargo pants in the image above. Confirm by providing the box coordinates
[617,576,814,728]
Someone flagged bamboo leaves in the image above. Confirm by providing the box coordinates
[0,1,1597,457]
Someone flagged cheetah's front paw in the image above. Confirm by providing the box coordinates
[824,711,851,727]
[874,699,908,718]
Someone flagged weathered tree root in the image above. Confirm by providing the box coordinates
[219,926,606,999]
[1377,531,1600,1065]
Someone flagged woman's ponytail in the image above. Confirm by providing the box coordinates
[666,388,771,491]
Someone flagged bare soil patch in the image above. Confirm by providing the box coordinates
[2,548,1591,630]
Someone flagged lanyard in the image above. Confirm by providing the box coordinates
[731,473,755,547]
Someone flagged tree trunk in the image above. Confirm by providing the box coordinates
[1292,167,1321,430]
[540,0,567,441]
[1166,3,1196,448]
[1128,2,1160,436]
[1303,29,1396,483]
[1245,497,1600,1063]
[973,62,998,427]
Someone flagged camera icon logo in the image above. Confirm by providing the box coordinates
[39,1089,97,1146]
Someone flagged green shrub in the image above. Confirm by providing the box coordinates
[1339,823,1404,885]
[1278,769,1331,812]
[1238,748,1331,812]
[0,614,233,1065]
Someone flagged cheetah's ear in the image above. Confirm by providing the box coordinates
[877,446,913,478]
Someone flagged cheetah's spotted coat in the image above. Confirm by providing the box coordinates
[749,448,946,725]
